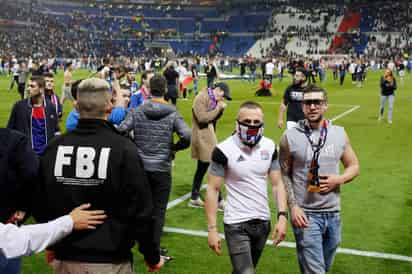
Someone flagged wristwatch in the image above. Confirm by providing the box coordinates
[277,211,289,220]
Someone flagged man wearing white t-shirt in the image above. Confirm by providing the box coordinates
[176,61,188,100]
[206,101,288,274]
[265,60,275,83]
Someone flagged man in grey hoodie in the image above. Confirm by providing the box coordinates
[118,74,191,261]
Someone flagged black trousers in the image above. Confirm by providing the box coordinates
[191,160,222,201]
[10,75,18,90]
[145,171,172,249]
[17,83,25,99]
[166,84,178,105]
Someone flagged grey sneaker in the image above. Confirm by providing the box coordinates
[188,197,204,208]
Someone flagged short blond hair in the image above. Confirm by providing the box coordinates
[77,78,111,118]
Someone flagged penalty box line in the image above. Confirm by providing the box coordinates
[164,226,412,263]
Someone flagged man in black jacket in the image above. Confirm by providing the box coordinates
[118,74,191,261]
[7,76,60,155]
[33,78,163,274]
[0,128,38,274]
[206,58,218,88]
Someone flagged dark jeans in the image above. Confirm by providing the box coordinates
[166,85,178,105]
[340,74,345,86]
[17,83,25,99]
[207,78,215,88]
[0,257,21,274]
[9,76,18,90]
[191,160,222,201]
[145,171,172,249]
[224,220,270,274]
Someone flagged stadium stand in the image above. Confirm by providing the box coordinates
[0,0,411,60]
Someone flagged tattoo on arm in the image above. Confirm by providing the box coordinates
[279,134,297,208]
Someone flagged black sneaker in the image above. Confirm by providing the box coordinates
[160,247,168,256]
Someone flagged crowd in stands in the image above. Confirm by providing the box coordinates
[1,0,412,62]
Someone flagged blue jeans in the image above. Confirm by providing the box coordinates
[0,257,21,274]
[379,95,395,122]
[293,212,341,274]
[224,219,270,274]
[193,79,199,94]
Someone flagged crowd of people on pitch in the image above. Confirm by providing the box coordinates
[1,50,366,274]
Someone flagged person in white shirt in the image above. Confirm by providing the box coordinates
[0,204,106,260]
[145,60,152,71]
[348,62,356,84]
[265,60,275,83]
[206,101,288,274]
[387,60,395,71]
[9,63,20,92]
[176,61,188,100]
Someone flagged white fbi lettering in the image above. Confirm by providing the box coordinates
[54,146,111,179]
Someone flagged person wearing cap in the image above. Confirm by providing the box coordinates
[189,82,231,209]
[206,101,288,274]
[279,85,359,274]
[277,68,307,129]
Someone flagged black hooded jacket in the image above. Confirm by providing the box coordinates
[0,129,38,223]
[32,119,160,265]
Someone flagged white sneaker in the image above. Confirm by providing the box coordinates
[388,120,393,124]
[188,198,204,208]
[378,115,383,121]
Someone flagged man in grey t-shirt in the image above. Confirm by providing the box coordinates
[279,85,359,274]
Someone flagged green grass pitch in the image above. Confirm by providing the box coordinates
[0,69,411,274]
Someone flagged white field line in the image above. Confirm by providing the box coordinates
[163,226,412,263]
[167,184,207,210]
[331,105,361,122]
